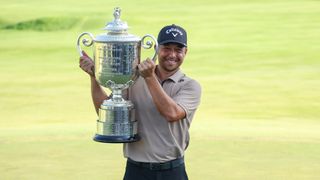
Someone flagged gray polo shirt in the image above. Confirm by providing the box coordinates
[123,68,201,163]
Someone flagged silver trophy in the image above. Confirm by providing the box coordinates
[76,7,158,143]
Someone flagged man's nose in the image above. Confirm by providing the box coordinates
[168,49,176,58]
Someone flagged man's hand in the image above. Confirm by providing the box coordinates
[79,51,95,77]
[138,58,156,79]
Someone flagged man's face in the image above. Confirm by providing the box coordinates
[158,43,187,73]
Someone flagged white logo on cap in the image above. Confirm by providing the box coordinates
[166,28,183,37]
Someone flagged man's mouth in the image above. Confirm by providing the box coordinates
[166,59,177,65]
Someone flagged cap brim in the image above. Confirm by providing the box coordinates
[159,40,187,47]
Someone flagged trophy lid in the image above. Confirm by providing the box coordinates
[104,7,128,33]
[95,7,140,42]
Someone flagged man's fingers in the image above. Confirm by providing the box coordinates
[82,63,93,71]
[143,59,154,69]
[88,69,94,75]
[81,59,90,66]
[79,60,93,72]
[79,56,89,62]
[80,58,94,68]
[79,53,93,64]
[139,62,148,71]
[78,52,94,77]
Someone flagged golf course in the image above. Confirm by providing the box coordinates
[0,0,320,179]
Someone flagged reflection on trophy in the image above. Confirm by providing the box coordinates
[76,7,158,143]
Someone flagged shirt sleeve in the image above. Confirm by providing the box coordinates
[173,79,202,121]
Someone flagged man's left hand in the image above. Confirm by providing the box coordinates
[138,58,156,79]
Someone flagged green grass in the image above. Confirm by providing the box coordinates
[2,17,79,31]
[0,0,320,179]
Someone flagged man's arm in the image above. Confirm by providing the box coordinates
[144,75,186,122]
[138,59,185,122]
[79,51,108,114]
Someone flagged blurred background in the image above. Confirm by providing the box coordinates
[0,0,320,179]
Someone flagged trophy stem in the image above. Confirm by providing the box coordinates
[112,89,124,102]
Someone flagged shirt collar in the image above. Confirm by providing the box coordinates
[155,65,185,83]
[167,69,185,83]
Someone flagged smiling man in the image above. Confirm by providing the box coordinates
[79,24,201,180]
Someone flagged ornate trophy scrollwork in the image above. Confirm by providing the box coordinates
[77,32,94,57]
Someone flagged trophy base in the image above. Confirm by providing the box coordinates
[93,134,140,143]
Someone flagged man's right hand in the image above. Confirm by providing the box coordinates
[79,51,95,77]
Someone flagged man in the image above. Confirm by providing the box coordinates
[79,24,201,180]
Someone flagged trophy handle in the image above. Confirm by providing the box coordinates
[141,34,158,62]
[76,32,95,56]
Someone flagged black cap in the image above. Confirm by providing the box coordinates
[157,24,187,47]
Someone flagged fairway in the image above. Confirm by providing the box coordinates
[1,0,320,179]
